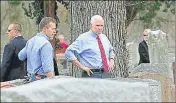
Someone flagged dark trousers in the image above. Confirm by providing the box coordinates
[53,58,59,76]
[81,70,111,78]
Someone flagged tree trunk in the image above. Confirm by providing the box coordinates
[69,0,129,78]
[43,0,55,18]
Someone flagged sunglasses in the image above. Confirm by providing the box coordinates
[143,35,148,36]
[7,29,14,32]
[7,29,20,32]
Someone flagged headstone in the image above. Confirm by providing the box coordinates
[1,76,161,102]
[148,30,169,63]
[108,77,162,102]
[173,62,176,100]
[130,73,175,102]
[130,63,175,102]
[56,54,69,75]
[130,63,173,79]
[126,42,139,73]
[129,29,175,102]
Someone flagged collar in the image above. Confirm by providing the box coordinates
[10,35,23,41]
[15,35,23,39]
[143,40,148,45]
[37,32,50,40]
[89,30,102,38]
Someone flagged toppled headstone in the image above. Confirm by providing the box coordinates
[1,76,161,102]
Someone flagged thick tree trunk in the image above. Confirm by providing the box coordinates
[69,0,129,78]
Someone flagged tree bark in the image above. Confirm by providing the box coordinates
[69,0,129,78]
[43,0,55,18]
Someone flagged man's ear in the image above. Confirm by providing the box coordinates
[90,23,92,26]
[42,27,47,32]
[14,30,18,35]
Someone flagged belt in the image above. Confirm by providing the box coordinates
[90,68,104,72]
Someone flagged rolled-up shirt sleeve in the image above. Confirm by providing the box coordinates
[109,45,115,57]
[18,46,27,61]
[65,38,84,61]
[40,43,54,73]
[108,38,115,58]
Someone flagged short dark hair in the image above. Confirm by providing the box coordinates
[39,17,56,31]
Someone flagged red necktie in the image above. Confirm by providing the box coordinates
[97,36,109,72]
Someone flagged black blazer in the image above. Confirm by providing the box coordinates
[1,36,27,82]
[138,40,150,65]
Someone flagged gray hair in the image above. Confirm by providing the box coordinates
[90,15,104,24]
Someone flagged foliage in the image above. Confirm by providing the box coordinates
[56,0,69,9]
[21,0,61,25]
[8,0,20,5]
[21,0,44,25]
[18,0,175,29]
[54,0,175,29]
[126,0,175,29]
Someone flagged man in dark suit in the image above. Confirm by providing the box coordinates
[138,29,151,65]
[1,23,27,82]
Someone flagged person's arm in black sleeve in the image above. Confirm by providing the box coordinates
[1,44,15,81]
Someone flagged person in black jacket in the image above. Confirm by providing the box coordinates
[1,23,27,82]
[138,29,151,65]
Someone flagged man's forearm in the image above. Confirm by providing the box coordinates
[72,59,93,76]
[72,59,85,70]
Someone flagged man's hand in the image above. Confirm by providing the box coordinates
[1,82,16,88]
[108,59,114,72]
[82,66,93,76]
[72,59,93,76]
[46,72,55,78]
